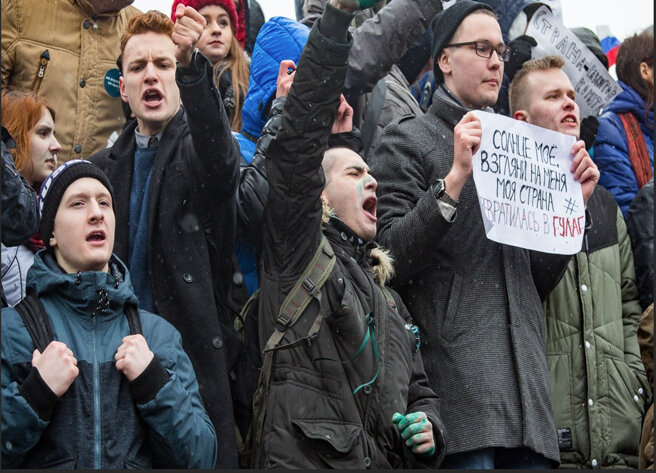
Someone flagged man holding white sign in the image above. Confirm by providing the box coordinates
[469,110,586,255]
[370,1,599,469]
[510,55,648,469]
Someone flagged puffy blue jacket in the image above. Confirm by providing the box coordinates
[233,17,310,298]
[1,251,217,469]
[593,81,654,216]
[240,16,310,142]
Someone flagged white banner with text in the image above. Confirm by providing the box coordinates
[471,110,584,255]
[526,5,622,118]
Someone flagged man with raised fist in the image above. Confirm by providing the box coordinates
[90,8,241,468]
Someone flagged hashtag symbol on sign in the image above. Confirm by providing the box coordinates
[564,198,577,215]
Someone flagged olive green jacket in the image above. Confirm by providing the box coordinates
[543,186,651,469]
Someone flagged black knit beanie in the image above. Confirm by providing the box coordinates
[38,159,115,249]
[432,0,496,84]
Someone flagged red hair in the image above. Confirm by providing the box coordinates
[1,89,55,180]
[120,10,175,70]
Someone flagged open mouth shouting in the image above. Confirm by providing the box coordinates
[561,114,578,126]
[143,88,163,108]
[362,196,378,222]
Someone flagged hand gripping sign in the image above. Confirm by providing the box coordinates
[471,111,584,255]
[526,6,622,119]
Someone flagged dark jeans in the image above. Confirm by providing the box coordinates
[441,447,555,469]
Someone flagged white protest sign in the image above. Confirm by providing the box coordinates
[526,6,622,118]
[471,111,584,255]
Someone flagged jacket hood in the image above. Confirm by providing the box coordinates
[241,16,310,138]
[605,81,654,129]
[26,250,140,315]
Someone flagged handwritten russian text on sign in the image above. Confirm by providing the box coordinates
[526,6,622,119]
[471,111,584,255]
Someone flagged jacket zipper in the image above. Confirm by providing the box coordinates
[30,50,50,93]
[92,313,101,469]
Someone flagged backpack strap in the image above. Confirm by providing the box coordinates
[251,234,336,468]
[15,293,143,353]
[124,302,143,335]
[379,285,397,310]
[234,289,259,342]
[14,292,54,353]
[263,234,335,352]
[618,112,653,189]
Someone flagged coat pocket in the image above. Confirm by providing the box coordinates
[292,418,364,468]
[441,273,463,342]
[606,357,645,454]
[608,357,647,413]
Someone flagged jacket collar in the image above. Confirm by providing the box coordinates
[109,108,185,161]
[105,107,186,261]
[325,217,373,266]
[27,250,138,317]
[428,86,469,129]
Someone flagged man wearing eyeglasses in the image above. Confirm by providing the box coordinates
[369,1,599,469]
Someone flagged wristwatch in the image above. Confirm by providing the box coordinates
[431,179,457,206]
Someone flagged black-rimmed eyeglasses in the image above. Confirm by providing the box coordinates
[444,41,512,62]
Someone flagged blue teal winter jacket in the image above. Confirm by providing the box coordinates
[1,251,217,469]
[593,81,654,216]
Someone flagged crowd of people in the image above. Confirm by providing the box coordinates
[1,0,653,469]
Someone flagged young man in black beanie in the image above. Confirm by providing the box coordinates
[1,159,217,469]
[369,1,599,469]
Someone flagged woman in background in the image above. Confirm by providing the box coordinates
[593,29,654,216]
[172,0,250,131]
[1,90,60,306]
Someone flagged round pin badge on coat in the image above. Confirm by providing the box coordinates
[104,68,121,97]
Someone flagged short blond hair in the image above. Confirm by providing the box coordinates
[509,55,565,114]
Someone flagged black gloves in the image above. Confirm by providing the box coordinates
[579,115,600,150]
[505,35,537,81]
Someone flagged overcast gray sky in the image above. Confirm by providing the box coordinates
[134,0,653,42]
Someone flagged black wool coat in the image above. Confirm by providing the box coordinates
[90,54,240,469]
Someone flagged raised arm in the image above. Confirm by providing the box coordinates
[262,1,356,277]
[344,0,442,98]
[173,4,240,204]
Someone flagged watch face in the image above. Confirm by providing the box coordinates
[433,180,445,197]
